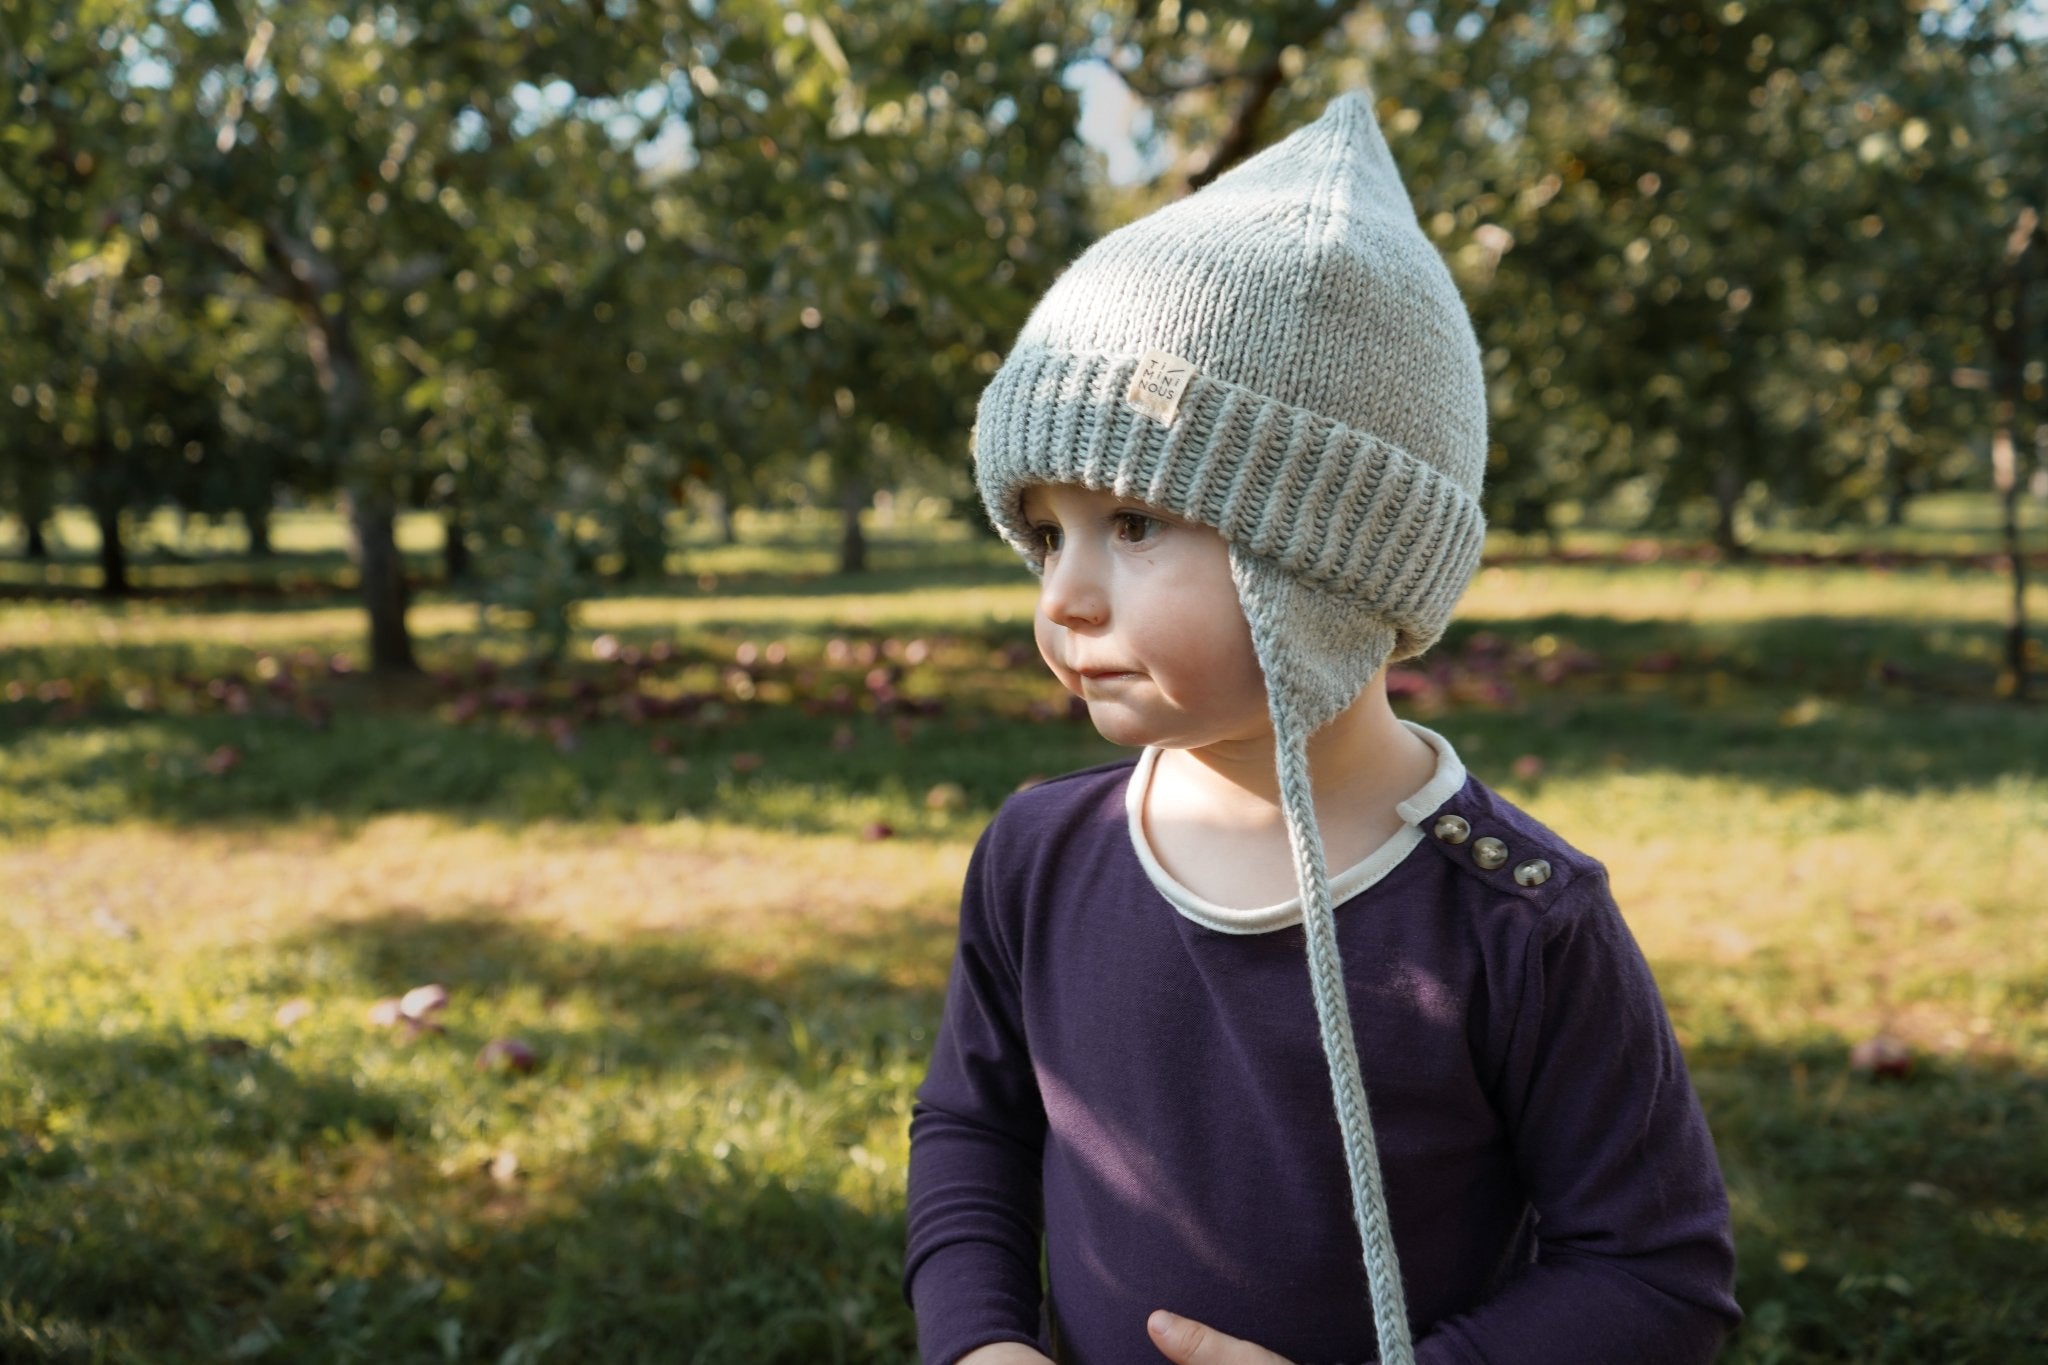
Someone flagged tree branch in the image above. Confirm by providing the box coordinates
[1168,2,1368,194]
[170,213,294,298]
[1180,58,1288,193]
[260,217,342,299]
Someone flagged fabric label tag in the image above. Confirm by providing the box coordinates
[1123,347,1197,426]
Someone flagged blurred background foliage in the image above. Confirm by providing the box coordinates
[1,0,2044,678]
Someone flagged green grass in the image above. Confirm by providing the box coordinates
[1,502,2045,1362]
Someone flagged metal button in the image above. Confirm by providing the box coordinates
[1432,814,1470,845]
[1514,858,1553,887]
[1472,836,1509,870]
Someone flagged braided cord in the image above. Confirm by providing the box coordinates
[1273,709,1415,1365]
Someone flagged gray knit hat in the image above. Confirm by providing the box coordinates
[972,90,1487,1365]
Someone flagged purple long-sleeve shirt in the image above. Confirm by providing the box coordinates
[904,725,1741,1364]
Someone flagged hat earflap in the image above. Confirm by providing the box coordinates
[1233,545,1416,1365]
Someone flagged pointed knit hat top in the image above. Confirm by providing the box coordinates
[971,90,1489,1365]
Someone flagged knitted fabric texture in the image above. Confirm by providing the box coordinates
[971,89,1489,1365]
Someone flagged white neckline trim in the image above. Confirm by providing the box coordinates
[1124,720,1468,935]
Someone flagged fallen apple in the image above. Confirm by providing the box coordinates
[476,1038,539,1074]
[1849,1034,1913,1080]
[400,983,448,1021]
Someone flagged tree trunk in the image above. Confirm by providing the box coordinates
[1992,416,2031,702]
[443,511,471,584]
[220,217,422,669]
[1987,206,2036,701]
[2001,467,2029,703]
[1710,458,1747,559]
[838,472,869,575]
[343,485,418,674]
[713,487,738,545]
[1883,465,1912,528]
[94,501,129,597]
[1709,395,1770,558]
[243,502,273,557]
[1506,493,1551,544]
[19,468,55,559]
[300,282,418,674]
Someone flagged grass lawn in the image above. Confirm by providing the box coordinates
[1,500,2044,1363]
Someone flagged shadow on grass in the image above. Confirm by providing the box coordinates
[2,671,2039,849]
[1,1092,916,1364]
[6,994,2045,1361]
[1,603,2040,845]
[0,617,1122,840]
[1,909,944,1363]
[0,704,1126,842]
[1678,1019,2048,1364]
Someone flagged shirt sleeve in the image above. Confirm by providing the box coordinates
[1413,871,1743,1365]
[903,815,1051,1365]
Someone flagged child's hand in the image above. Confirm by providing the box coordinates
[955,1343,1055,1364]
[1147,1310,1295,1364]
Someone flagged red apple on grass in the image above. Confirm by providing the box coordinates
[1849,1034,1913,1080]
[476,1038,539,1074]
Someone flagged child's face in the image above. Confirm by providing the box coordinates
[1019,481,1271,751]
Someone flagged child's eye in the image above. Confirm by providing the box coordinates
[1114,512,1159,543]
[1029,523,1062,555]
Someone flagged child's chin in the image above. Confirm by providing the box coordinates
[1081,706,1166,748]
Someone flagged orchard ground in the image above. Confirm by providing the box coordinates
[1,496,2044,1363]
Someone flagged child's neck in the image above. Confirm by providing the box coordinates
[1141,686,1438,910]
[1153,685,1435,833]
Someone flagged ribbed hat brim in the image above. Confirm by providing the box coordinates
[973,342,1486,662]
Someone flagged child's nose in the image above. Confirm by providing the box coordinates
[1039,543,1108,627]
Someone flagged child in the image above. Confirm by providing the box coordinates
[902,90,1741,1365]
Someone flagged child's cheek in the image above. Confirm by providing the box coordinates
[1031,610,1075,690]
